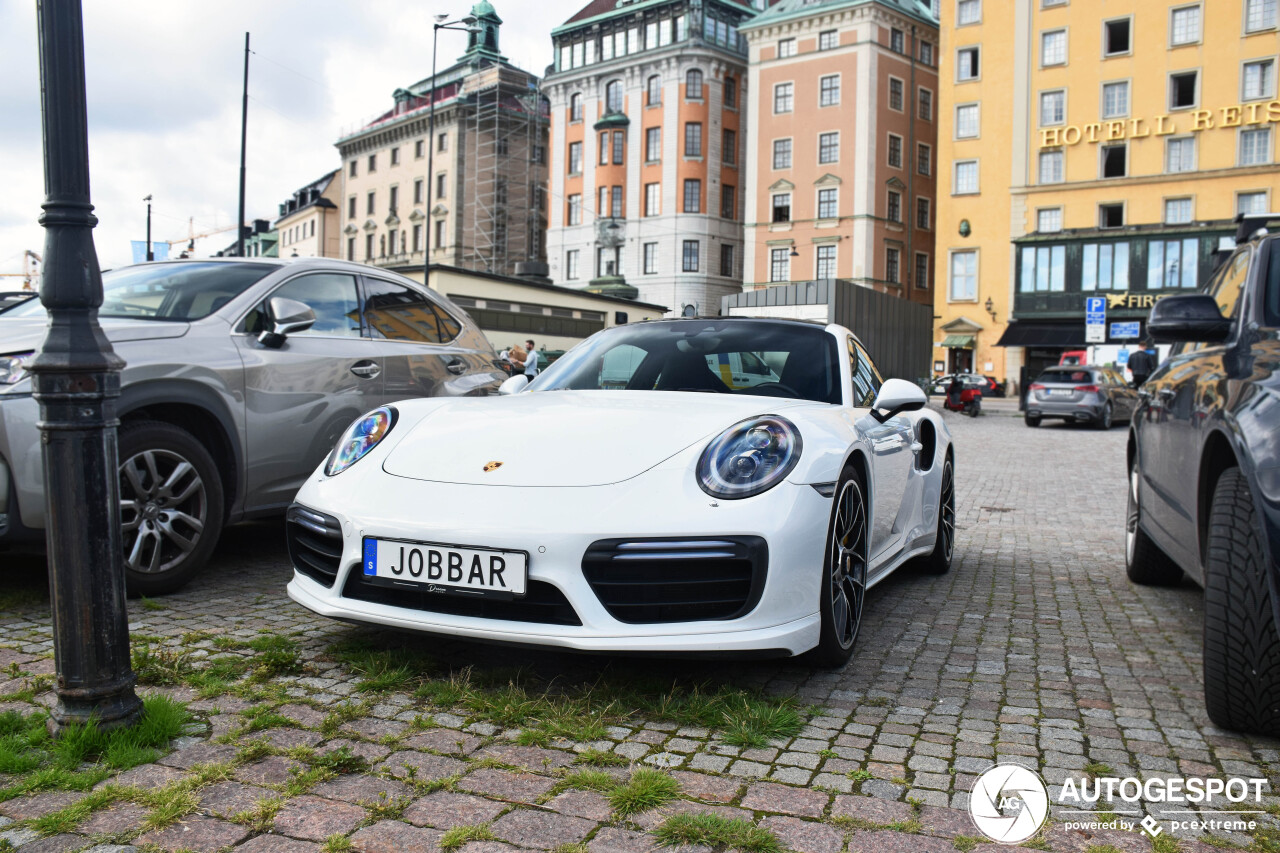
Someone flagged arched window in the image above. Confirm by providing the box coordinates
[686,68,703,99]
[647,74,662,106]
[605,80,623,113]
[570,92,582,122]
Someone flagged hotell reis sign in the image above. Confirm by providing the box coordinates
[1041,101,1280,147]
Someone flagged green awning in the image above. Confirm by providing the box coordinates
[941,335,975,348]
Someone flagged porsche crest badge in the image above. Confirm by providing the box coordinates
[483,461,503,472]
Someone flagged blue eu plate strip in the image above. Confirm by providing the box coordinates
[363,539,377,575]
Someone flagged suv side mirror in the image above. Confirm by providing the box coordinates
[258,296,316,348]
[869,377,927,423]
[1148,293,1232,344]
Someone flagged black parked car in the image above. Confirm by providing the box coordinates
[1127,212,1280,735]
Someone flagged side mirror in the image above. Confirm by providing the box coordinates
[499,374,530,395]
[1148,293,1232,344]
[257,296,316,348]
[868,377,927,423]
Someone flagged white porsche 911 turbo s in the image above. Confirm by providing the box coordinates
[286,318,954,665]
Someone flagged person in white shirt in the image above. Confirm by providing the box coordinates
[524,339,540,378]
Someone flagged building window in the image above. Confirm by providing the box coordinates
[612,130,624,164]
[347,237,355,260]
[686,68,703,99]
[413,179,424,205]
[888,78,904,111]
[347,197,356,219]
[890,28,905,53]
[366,191,376,215]
[957,47,980,81]
[886,248,901,284]
[770,248,790,282]
[774,82,794,113]
[349,160,357,177]
[919,89,933,120]
[1020,245,1069,292]
[1099,203,1125,228]
[566,194,581,226]
[565,249,580,280]
[816,245,836,279]
[1238,191,1269,215]
[611,186,624,219]
[435,173,447,200]
[954,160,979,194]
[818,188,838,220]
[778,37,796,57]
[888,134,903,168]
[720,244,735,277]
[958,0,981,25]
[1039,150,1064,183]
[390,147,400,166]
[1244,59,1276,100]
[1102,81,1129,118]
[388,185,399,213]
[365,233,374,260]
[773,138,792,169]
[886,190,901,223]
[950,251,977,300]
[820,74,840,106]
[917,143,932,176]
[956,103,979,137]
[724,75,737,109]
[600,131,610,166]
[598,186,608,215]
[1041,30,1066,66]
[1240,127,1273,165]
[683,179,701,213]
[645,127,661,162]
[597,246,619,277]
[917,197,931,230]
[1166,137,1196,173]
[922,41,935,64]
[819,29,838,50]
[1169,70,1199,110]
[1164,198,1194,224]
[723,129,737,165]
[1146,238,1198,289]
[367,154,377,173]
[685,122,703,157]
[1037,207,1062,232]
[606,79,623,113]
[434,219,446,248]
[1104,18,1131,55]
[1246,0,1278,31]
[644,183,660,217]
[415,140,425,158]
[1171,5,1202,44]
[721,185,736,219]
[1101,143,1127,178]
[819,132,839,164]
[647,75,661,106]
[772,193,791,223]
[682,240,700,272]
[1040,90,1065,125]
[568,141,582,174]
[914,253,929,289]
[643,243,658,275]
[570,92,582,121]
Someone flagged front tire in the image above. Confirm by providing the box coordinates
[1125,457,1182,586]
[917,457,955,576]
[1096,403,1113,430]
[1203,469,1280,736]
[118,421,225,595]
[810,466,869,668]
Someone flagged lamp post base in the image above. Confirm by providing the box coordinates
[48,674,143,735]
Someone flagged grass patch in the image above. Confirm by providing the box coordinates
[440,822,497,851]
[654,813,781,853]
[610,768,680,817]
[247,634,302,678]
[1083,761,1114,777]
[231,797,284,832]
[140,787,200,831]
[131,641,196,686]
[952,836,981,852]
[30,789,117,835]
[311,745,369,775]
[557,769,619,794]
[576,748,626,768]
[139,596,165,612]
[322,835,354,853]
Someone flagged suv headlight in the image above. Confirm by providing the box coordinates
[326,406,397,476]
[697,415,802,499]
[0,352,34,385]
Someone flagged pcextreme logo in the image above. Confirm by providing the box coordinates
[969,764,1050,844]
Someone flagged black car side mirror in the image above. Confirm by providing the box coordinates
[258,296,316,348]
[1148,293,1232,344]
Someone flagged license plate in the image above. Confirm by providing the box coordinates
[362,538,527,597]
[1048,389,1072,396]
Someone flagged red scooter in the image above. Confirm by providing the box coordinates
[943,383,982,417]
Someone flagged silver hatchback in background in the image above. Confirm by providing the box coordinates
[0,258,505,593]
[1024,365,1139,429]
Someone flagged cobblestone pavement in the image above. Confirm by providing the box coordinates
[3,408,1279,853]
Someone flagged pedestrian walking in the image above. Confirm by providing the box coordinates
[524,339,540,379]
[1128,339,1157,387]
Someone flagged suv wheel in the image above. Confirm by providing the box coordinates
[118,421,225,595]
[1204,468,1280,736]
[1096,403,1113,430]
[1125,458,1182,586]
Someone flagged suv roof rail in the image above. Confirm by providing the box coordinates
[1235,211,1280,244]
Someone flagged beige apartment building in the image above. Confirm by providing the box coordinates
[274,171,341,259]
[335,1,548,281]
[741,0,939,307]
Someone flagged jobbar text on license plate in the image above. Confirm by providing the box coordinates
[363,538,527,596]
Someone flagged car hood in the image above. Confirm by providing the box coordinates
[382,390,815,487]
[0,317,190,352]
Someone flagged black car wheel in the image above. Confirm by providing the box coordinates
[118,421,225,595]
[1025,415,1041,428]
[916,456,955,576]
[810,466,868,667]
[1203,468,1280,736]
[1125,457,1182,586]
[1096,403,1113,430]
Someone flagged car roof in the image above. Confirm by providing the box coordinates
[1042,365,1106,372]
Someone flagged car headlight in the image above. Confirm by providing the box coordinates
[0,352,34,385]
[697,415,802,499]
[326,406,397,476]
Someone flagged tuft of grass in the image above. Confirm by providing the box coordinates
[861,696,890,707]
[654,813,782,853]
[557,769,619,795]
[232,797,284,832]
[320,702,370,738]
[1149,836,1183,853]
[551,845,589,853]
[30,789,117,835]
[139,596,165,612]
[718,696,803,749]
[576,748,627,768]
[610,768,680,818]
[311,745,369,776]
[131,641,195,686]
[1083,761,1115,777]
[322,835,354,853]
[139,788,200,831]
[439,822,497,852]
[359,793,411,821]
[356,662,416,694]
[952,836,981,852]
[247,634,302,678]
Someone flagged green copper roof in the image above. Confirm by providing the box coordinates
[739,0,937,31]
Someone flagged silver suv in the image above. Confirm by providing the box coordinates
[0,258,505,593]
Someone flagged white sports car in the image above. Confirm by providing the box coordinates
[286,318,954,664]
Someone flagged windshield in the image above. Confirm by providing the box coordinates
[3,262,275,321]
[528,320,842,404]
[1037,369,1095,385]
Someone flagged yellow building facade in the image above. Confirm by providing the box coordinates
[935,0,1280,387]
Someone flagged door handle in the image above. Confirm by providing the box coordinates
[445,357,467,376]
[909,442,923,453]
[350,360,380,379]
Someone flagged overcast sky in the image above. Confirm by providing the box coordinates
[0,0,585,278]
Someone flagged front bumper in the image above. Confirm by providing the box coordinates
[285,458,831,657]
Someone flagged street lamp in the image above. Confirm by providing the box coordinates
[143,195,153,261]
[423,13,479,289]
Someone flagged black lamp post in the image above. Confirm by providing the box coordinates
[34,0,141,734]
[143,194,153,261]
[423,13,478,288]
